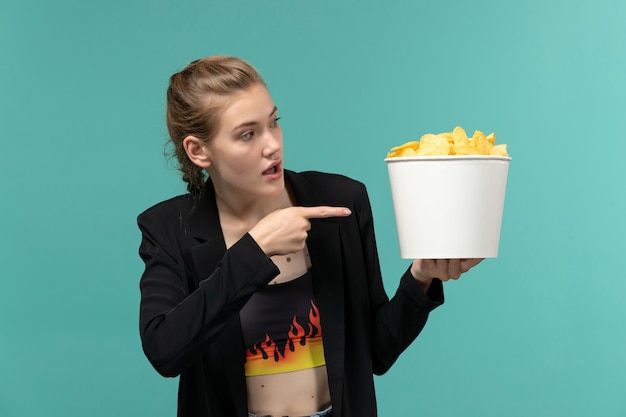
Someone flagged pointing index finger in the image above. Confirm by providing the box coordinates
[299,206,352,219]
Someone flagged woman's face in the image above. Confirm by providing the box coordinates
[203,84,284,203]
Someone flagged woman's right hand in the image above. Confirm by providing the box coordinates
[249,206,352,256]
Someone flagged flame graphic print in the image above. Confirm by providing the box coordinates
[244,300,326,376]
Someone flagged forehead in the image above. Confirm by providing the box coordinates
[219,84,275,125]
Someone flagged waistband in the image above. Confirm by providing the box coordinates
[248,405,332,417]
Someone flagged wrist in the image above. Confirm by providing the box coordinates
[248,230,272,257]
[410,263,433,293]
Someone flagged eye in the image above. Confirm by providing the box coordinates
[239,130,254,141]
[270,116,281,128]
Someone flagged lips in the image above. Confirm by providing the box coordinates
[262,161,282,176]
[263,165,278,175]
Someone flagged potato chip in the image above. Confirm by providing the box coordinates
[452,131,471,149]
[390,141,419,152]
[436,131,454,143]
[387,126,508,157]
[387,140,419,158]
[489,144,508,156]
[417,135,450,156]
[452,126,469,143]
[470,130,492,155]
[399,147,418,157]
[454,143,482,156]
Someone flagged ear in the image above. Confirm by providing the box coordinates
[183,136,212,168]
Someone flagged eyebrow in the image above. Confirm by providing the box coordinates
[233,106,278,131]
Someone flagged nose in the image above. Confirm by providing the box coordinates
[262,129,282,158]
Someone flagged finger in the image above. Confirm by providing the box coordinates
[417,259,441,280]
[434,259,450,281]
[460,258,484,271]
[448,259,462,279]
[298,206,352,219]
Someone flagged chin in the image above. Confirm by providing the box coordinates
[261,179,286,198]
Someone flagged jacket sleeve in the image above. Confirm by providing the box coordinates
[354,182,444,375]
[137,210,279,377]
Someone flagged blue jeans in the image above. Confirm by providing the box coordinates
[248,405,332,417]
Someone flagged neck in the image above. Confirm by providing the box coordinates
[214,185,293,227]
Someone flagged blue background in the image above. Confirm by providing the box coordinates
[1,0,625,416]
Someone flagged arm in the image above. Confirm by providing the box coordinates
[353,183,444,374]
[137,212,279,377]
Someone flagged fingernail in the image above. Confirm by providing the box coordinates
[344,209,352,215]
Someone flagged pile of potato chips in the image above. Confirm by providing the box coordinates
[386,126,508,158]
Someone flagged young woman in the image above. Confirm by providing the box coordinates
[137,56,482,417]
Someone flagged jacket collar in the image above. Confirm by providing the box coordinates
[188,179,222,242]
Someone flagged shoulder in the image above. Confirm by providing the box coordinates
[137,193,195,224]
[287,170,370,209]
[293,170,366,194]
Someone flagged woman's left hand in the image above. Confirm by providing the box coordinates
[410,258,484,291]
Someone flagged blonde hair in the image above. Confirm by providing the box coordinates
[165,56,266,192]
